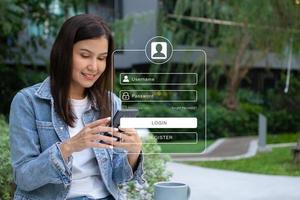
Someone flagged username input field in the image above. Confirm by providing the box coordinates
[120,73,197,85]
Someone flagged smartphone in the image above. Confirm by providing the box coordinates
[100,109,139,143]
[110,108,139,128]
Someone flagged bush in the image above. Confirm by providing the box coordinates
[196,104,259,139]
[0,115,13,200]
[264,73,300,133]
[189,89,264,139]
[120,135,172,200]
[266,110,300,133]
[238,89,264,105]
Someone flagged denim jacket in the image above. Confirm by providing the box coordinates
[9,77,145,200]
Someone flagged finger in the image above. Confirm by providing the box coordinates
[88,126,118,135]
[111,131,131,142]
[118,127,137,136]
[124,131,138,137]
[92,142,113,149]
[86,117,111,128]
[110,130,123,138]
[89,134,114,144]
[96,134,120,144]
[112,139,141,146]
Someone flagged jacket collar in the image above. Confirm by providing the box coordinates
[35,77,52,100]
[35,77,99,111]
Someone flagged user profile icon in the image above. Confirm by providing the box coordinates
[122,75,129,83]
[151,42,167,60]
[145,36,173,64]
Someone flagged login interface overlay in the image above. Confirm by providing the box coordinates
[112,36,206,154]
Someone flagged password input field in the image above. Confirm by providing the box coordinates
[119,90,197,102]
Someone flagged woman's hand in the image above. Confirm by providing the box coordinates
[59,117,118,162]
[112,127,142,154]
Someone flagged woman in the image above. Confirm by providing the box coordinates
[9,14,144,200]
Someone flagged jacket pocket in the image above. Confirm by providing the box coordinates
[36,120,54,129]
[35,120,59,151]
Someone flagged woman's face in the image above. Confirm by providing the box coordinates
[70,36,108,99]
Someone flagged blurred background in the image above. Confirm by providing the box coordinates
[0,0,300,199]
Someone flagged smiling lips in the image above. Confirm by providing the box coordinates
[81,72,96,80]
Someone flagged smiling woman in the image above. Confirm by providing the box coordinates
[9,14,144,200]
[50,14,114,126]
[71,38,108,99]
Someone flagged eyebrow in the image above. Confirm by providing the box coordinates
[79,48,108,56]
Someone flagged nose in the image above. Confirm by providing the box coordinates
[87,58,97,72]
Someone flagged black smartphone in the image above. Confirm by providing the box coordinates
[100,109,139,143]
[110,108,139,128]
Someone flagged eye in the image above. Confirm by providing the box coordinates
[81,54,90,58]
[98,57,106,61]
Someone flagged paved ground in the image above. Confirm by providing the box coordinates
[171,136,258,161]
[167,162,300,200]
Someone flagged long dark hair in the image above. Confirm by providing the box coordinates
[50,14,114,127]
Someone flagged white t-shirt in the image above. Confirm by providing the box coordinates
[66,96,110,199]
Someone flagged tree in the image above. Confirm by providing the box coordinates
[160,0,300,110]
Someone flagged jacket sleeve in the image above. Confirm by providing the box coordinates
[111,93,145,185]
[112,149,145,185]
[9,91,72,191]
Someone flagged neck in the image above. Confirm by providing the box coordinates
[70,94,86,100]
[69,88,86,100]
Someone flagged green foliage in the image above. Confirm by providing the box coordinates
[0,66,47,116]
[0,116,13,200]
[0,0,152,64]
[187,146,300,176]
[265,72,300,111]
[237,89,264,105]
[120,136,172,200]
[202,104,257,139]
[264,73,300,133]
[195,89,262,139]
[266,110,300,134]
[0,0,89,64]
[0,0,23,62]
[159,140,214,153]
[161,0,300,110]
[207,89,225,104]
[163,0,300,53]
[240,103,263,115]
[267,132,300,144]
